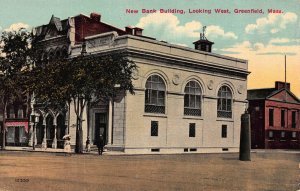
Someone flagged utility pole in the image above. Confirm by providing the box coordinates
[284,55,287,102]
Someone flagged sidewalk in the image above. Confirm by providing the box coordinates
[4,146,300,155]
[4,146,126,155]
[252,149,300,154]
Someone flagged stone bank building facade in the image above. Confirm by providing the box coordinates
[28,13,249,154]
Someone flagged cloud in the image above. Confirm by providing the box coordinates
[253,43,264,51]
[245,12,298,34]
[172,42,188,47]
[136,13,238,42]
[269,38,300,44]
[220,41,300,96]
[269,38,290,44]
[4,23,30,32]
[221,40,299,56]
[136,13,202,40]
[206,25,238,39]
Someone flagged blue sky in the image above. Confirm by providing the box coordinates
[1,0,300,96]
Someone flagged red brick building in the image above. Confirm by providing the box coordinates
[248,81,300,149]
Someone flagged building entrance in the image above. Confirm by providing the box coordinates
[94,113,107,145]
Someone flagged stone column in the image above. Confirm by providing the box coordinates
[34,126,37,147]
[107,99,113,145]
[52,122,57,149]
[41,119,47,149]
[29,93,35,147]
[28,124,33,147]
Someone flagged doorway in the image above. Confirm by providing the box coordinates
[94,113,107,145]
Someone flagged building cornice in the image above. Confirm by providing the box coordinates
[125,48,249,79]
[118,34,248,64]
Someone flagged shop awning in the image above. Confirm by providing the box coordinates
[6,121,29,133]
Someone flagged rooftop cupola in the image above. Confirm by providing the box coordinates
[193,26,214,52]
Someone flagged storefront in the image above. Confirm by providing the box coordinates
[6,121,29,146]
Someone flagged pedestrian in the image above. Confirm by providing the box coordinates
[63,135,71,156]
[85,137,91,152]
[97,134,104,155]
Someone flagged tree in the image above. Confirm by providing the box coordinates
[29,52,137,153]
[0,29,32,149]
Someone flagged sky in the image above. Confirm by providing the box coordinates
[1,0,300,97]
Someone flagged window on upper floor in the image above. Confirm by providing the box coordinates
[17,108,23,118]
[8,108,15,118]
[184,81,202,116]
[217,86,232,118]
[269,108,274,127]
[145,75,166,114]
[281,109,285,128]
[292,111,296,128]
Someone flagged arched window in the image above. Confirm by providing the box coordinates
[217,86,232,118]
[48,51,54,61]
[55,49,61,59]
[62,48,68,58]
[145,75,166,114]
[184,80,202,116]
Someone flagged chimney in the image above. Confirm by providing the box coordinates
[125,26,143,36]
[90,12,101,22]
[275,81,290,90]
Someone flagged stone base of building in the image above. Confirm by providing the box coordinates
[124,147,239,154]
[105,144,125,152]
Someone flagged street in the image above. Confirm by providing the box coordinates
[0,151,299,191]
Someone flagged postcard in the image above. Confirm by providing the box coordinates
[0,0,299,190]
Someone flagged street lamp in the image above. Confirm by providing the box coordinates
[30,113,39,150]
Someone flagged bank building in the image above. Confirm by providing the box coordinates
[6,13,249,154]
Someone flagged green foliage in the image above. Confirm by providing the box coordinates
[28,50,137,153]
[0,29,33,149]
[30,52,137,108]
[0,29,32,106]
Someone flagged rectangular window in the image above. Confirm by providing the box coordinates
[222,125,227,138]
[189,123,196,137]
[269,131,273,139]
[269,108,274,127]
[9,108,15,118]
[292,111,296,128]
[281,131,285,139]
[17,108,23,118]
[292,132,297,139]
[281,110,285,128]
[151,121,158,136]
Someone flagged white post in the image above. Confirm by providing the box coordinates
[108,99,113,145]
[29,93,35,147]
[28,124,33,147]
[42,119,47,149]
[52,125,57,149]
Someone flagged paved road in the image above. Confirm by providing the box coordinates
[0,151,299,191]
